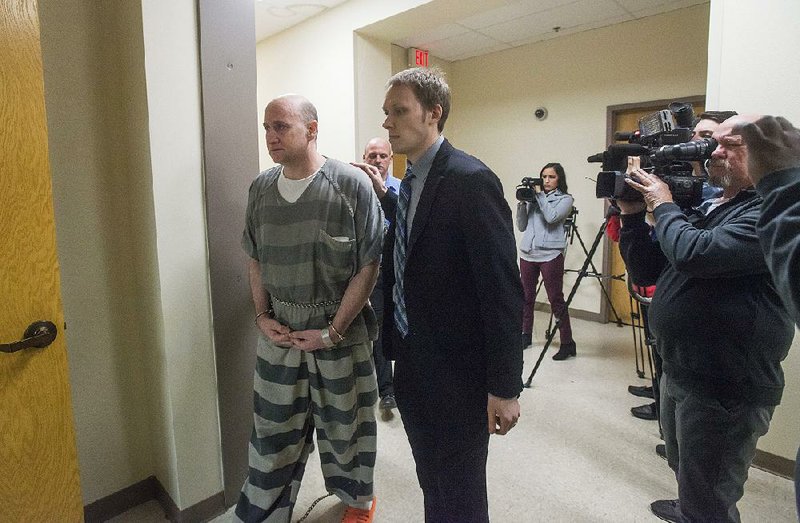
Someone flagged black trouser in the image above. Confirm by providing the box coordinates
[370,274,394,397]
[660,373,774,523]
[393,333,490,523]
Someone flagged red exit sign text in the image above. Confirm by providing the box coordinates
[414,48,428,67]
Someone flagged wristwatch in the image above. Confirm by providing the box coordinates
[320,327,335,348]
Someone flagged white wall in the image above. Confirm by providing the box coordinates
[41,0,222,508]
[707,0,800,463]
[447,5,710,314]
[140,0,223,508]
[354,34,395,158]
[40,0,168,504]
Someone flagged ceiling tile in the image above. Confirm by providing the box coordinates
[457,0,577,30]
[395,23,472,49]
[478,0,629,43]
[424,30,512,61]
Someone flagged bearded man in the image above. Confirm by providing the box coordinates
[615,116,795,523]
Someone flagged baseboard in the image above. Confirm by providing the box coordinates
[84,477,161,523]
[83,475,226,523]
[752,449,796,480]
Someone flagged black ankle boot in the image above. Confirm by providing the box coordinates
[552,341,576,360]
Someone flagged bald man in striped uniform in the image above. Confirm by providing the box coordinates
[235,94,383,523]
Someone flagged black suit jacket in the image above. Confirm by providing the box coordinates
[383,139,524,401]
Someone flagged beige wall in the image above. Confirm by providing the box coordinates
[706,0,800,462]
[446,5,710,314]
[40,0,222,508]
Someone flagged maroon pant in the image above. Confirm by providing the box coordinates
[520,254,573,344]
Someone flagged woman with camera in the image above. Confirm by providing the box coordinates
[517,162,576,360]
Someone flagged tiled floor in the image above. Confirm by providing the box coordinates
[114,317,797,522]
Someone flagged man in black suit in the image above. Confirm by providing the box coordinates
[380,67,524,523]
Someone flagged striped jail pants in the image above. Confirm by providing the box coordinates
[234,336,378,523]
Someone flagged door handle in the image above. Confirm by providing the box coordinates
[0,321,58,353]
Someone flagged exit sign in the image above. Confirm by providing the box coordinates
[409,47,429,67]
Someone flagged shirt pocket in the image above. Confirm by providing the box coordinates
[316,229,355,283]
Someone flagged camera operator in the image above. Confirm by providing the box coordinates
[732,114,800,519]
[630,110,740,424]
[616,117,795,523]
[691,111,737,203]
[516,163,576,360]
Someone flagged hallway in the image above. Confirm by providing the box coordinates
[114,317,796,522]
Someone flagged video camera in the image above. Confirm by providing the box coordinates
[588,102,718,208]
[516,177,543,202]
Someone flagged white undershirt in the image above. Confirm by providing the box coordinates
[277,166,319,203]
[703,195,731,215]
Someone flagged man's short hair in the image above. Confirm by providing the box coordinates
[387,67,450,133]
[295,97,318,124]
[695,110,738,125]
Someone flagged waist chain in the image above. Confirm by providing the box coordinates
[271,296,342,309]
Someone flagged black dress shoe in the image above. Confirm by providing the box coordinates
[631,402,657,420]
[650,499,681,522]
[655,444,667,460]
[627,384,654,399]
[379,394,396,410]
[521,332,532,349]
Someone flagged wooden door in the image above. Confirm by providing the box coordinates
[606,100,704,322]
[0,1,83,520]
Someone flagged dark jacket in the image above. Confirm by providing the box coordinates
[370,187,397,312]
[756,166,800,326]
[382,139,524,402]
[619,190,794,405]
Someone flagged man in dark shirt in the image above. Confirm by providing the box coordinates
[617,117,795,522]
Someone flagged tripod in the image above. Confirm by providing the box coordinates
[535,208,625,339]
[524,206,623,389]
